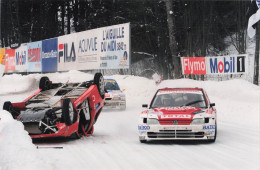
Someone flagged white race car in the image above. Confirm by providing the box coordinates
[104,79,126,110]
[139,88,217,143]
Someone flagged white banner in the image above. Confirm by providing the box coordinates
[206,54,248,75]
[58,23,130,71]
[15,44,27,72]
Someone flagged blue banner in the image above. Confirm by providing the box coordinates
[42,38,58,72]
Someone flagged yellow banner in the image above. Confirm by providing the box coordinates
[0,48,5,65]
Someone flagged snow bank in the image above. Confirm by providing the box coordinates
[0,110,54,170]
[0,74,36,95]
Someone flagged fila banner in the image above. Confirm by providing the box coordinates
[58,23,130,71]
[181,54,248,75]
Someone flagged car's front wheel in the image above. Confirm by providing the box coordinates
[62,99,77,126]
[139,137,147,143]
[209,123,217,143]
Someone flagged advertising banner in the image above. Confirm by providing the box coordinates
[206,55,248,75]
[15,44,27,72]
[100,23,130,69]
[181,57,206,75]
[27,41,42,72]
[58,23,130,71]
[5,48,16,72]
[0,48,6,77]
[181,54,248,75]
[42,38,58,72]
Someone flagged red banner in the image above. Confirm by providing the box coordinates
[5,49,15,71]
[182,57,206,75]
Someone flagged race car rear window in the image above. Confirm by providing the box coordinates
[105,81,120,90]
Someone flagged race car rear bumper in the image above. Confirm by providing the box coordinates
[138,124,216,141]
[104,100,126,109]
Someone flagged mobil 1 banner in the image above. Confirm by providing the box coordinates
[42,38,58,72]
[15,43,27,72]
[57,23,130,71]
[206,54,248,74]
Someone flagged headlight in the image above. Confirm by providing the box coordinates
[147,118,159,125]
[191,118,204,125]
[192,110,205,114]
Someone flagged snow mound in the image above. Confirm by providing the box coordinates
[0,110,53,170]
[0,74,36,95]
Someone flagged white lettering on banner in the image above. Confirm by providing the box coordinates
[182,57,206,75]
[161,114,192,119]
[42,50,57,59]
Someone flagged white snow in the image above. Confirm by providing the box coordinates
[0,71,259,170]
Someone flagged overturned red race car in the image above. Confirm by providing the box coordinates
[3,73,105,139]
[139,88,217,143]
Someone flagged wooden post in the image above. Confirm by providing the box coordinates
[254,22,260,85]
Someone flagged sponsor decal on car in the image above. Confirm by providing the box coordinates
[157,90,203,95]
[138,125,150,130]
[203,125,215,129]
[157,107,197,111]
[161,114,191,119]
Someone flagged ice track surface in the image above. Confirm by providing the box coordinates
[0,71,259,170]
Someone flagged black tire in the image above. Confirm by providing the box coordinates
[39,77,51,91]
[94,73,105,99]
[209,123,217,143]
[79,99,92,135]
[139,139,147,143]
[62,99,77,126]
[3,101,18,118]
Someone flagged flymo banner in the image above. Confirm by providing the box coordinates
[181,54,248,75]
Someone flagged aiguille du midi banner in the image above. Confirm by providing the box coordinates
[181,54,248,75]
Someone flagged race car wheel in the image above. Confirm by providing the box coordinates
[139,139,147,143]
[3,101,18,118]
[62,99,77,126]
[39,77,51,91]
[209,123,217,143]
[79,99,92,135]
[94,73,105,99]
